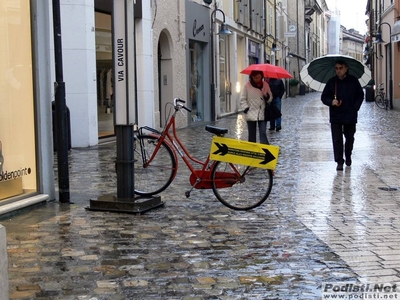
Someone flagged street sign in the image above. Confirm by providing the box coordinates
[392,33,400,43]
[284,32,296,37]
[112,0,136,125]
[209,136,280,170]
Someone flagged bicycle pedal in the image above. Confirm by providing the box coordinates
[185,191,191,198]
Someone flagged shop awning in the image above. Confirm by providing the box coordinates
[392,20,400,43]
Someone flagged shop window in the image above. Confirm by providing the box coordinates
[189,41,205,122]
[95,12,114,138]
[0,1,37,200]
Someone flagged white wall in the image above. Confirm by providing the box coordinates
[151,0,187,128]
[135,1,156,128]
[57,0,98,147]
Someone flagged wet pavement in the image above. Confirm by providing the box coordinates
[2,92,400,299]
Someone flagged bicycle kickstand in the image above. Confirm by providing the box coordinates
[185,178,202,198]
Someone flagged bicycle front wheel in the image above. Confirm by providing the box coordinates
[375,94,385,109]
[134,135,177,196]
[211,161,273,210]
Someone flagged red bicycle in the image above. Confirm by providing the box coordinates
[133,98,274,210]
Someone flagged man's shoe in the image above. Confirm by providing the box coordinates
[345,158,352,166]
[336,163,344,171]
[276,126,281,132]
[269,128,275,131]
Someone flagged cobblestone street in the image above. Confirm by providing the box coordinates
[2,92,400,299]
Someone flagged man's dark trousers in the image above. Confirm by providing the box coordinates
[331,123,356,163]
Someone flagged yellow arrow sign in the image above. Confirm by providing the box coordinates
[209,136,280,170]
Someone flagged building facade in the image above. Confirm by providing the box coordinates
[366,0,399,109]
[341,27,365,61]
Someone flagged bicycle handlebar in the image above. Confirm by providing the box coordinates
[174,98,192,113]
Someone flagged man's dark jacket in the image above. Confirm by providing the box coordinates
[321,74,364,124]
[269,78,285,99]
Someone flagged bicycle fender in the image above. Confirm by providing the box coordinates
[140,126,161,135]
[143,134,179,181]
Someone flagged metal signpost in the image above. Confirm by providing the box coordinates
[87,0,163,213]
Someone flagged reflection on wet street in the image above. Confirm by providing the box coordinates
[297,97,400,283]
[3,92,400,299]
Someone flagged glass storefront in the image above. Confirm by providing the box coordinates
[189,40,205,122]
[219,34,232,115]
[248,40,260,64]
[0,1,37,201]
[95,12,114,138]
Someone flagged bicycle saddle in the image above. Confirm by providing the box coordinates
[205,125,228,136]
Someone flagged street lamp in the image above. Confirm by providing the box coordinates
[272,43,280,52]
[374,22,393,109]
[210,6,231,121]
[284,46,293,58]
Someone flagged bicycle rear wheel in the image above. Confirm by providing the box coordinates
[375,94,385,109]
[211,161,273,210]
[384,98,389,110]
[134,135,177,196]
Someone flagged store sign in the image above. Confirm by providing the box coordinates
[0,140,32,199]
[192,19,205,38]
[284,32,296,37]
[392,33,400,43]
[113,1,127,124]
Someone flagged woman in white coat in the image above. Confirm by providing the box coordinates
[240,70,273,144]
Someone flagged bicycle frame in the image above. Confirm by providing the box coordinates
[138,103,241,190]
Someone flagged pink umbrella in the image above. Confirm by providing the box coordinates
[241,63,293,79]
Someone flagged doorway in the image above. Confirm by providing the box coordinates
[158,31,173,128]
[95,12,114,138]
[218,34,232,115]
[189,40,205,123]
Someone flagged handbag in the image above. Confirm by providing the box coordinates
[264,102,282,121]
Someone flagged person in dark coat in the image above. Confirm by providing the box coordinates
[266,78,285,132]
[321,59,364,171]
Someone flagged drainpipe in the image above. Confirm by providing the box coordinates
[264,1,267,62]
[274,0,277,43]
[369,0,374,86]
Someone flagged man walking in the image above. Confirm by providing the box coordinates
[267,77,285,132]
[321,59,364,171]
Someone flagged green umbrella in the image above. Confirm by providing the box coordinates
[300,54,371,92]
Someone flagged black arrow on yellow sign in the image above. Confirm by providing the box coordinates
[212,143,276,165]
